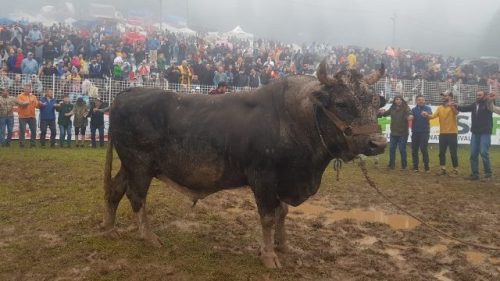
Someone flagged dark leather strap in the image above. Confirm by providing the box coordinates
[314,104,382,159]
[319,106,381,136]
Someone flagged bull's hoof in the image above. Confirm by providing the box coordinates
[274,243,288,253]
[259,249,282,269]
[102,228,120,239]
[142,232,164,248]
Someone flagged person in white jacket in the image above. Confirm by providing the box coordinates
[488,93,500,114]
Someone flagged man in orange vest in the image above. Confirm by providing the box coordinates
[17,84,39,147]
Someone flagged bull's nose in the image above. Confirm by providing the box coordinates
[365,139,387,155]
[369,140,387,150]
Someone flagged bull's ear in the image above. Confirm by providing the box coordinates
[311,91,331,107]
[317,59,337,87]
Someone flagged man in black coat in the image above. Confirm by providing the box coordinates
[88,98,108,148]
[457,90,493,181]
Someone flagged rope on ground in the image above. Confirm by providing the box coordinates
[358,159,500,251]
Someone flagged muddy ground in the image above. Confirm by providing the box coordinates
[0,144,499,281]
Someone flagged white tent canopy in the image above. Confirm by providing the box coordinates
[157,23,197,35]
[224,26,253,40]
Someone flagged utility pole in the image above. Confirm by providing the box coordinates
[186,0,190,27]
[390,12,397,47]
[159,0,163,30]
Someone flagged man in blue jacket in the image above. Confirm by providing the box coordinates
[38,89,57,147]
[457,90,493,181]
[411,95,432,172]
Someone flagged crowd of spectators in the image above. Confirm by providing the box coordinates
[0,21,499,97]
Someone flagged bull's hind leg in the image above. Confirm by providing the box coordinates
[124,173,163,248]
[102,167,127,238]
[274,202,289,253]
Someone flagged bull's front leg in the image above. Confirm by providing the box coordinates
[259,210,282,268]
[252,175,282,269]
[274,202,288,253]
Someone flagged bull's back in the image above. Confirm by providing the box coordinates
[110,88,277,193]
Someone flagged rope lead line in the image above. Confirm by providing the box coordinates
[333,158,342,181]
[358,159,500,251]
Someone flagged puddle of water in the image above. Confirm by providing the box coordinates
[290,203,420,230]
[465,251,487,264]
[422,244,448,254]
[290,203,330,216]
[225,207,244,214]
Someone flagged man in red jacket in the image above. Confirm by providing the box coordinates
[208,82,228,95]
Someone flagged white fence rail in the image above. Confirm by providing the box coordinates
[0,73,496,106]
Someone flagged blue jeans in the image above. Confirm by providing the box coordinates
[389,135,408,169]
[59,124,72,147]
[470,133,491,177]
[91,126,104,147]
[0,116,14,145]
[411,132,430,171]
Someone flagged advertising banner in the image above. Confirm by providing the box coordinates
[378,106,500,145]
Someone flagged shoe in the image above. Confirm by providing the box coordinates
[413,169,419,173]
[465,175,479,181]
[481,174,492,182]
[437,169,447,176]
[450,169,459,177]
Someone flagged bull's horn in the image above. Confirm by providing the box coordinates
[364,63,385,85]
[316,59,337,86]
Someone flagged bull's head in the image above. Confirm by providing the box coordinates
[311,59,387,161]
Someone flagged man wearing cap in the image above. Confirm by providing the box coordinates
[38,89,57,147]
[209,82,228,95]
[21,52,39,78]
[0,87,27,147]
[17,84,39,147]
[422,90,459,176]
[457,90,493,181]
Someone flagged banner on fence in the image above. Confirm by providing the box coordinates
[7,106,500,146]
[378,106,500,145]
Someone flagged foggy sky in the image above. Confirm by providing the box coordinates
[4,0,500,57]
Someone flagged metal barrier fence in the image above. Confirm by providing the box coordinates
[0,73,496,106]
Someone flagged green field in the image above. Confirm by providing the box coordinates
[0,143,499,280]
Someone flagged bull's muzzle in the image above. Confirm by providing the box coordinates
[364,134,387,156]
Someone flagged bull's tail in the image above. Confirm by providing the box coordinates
[104,134,113,197]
